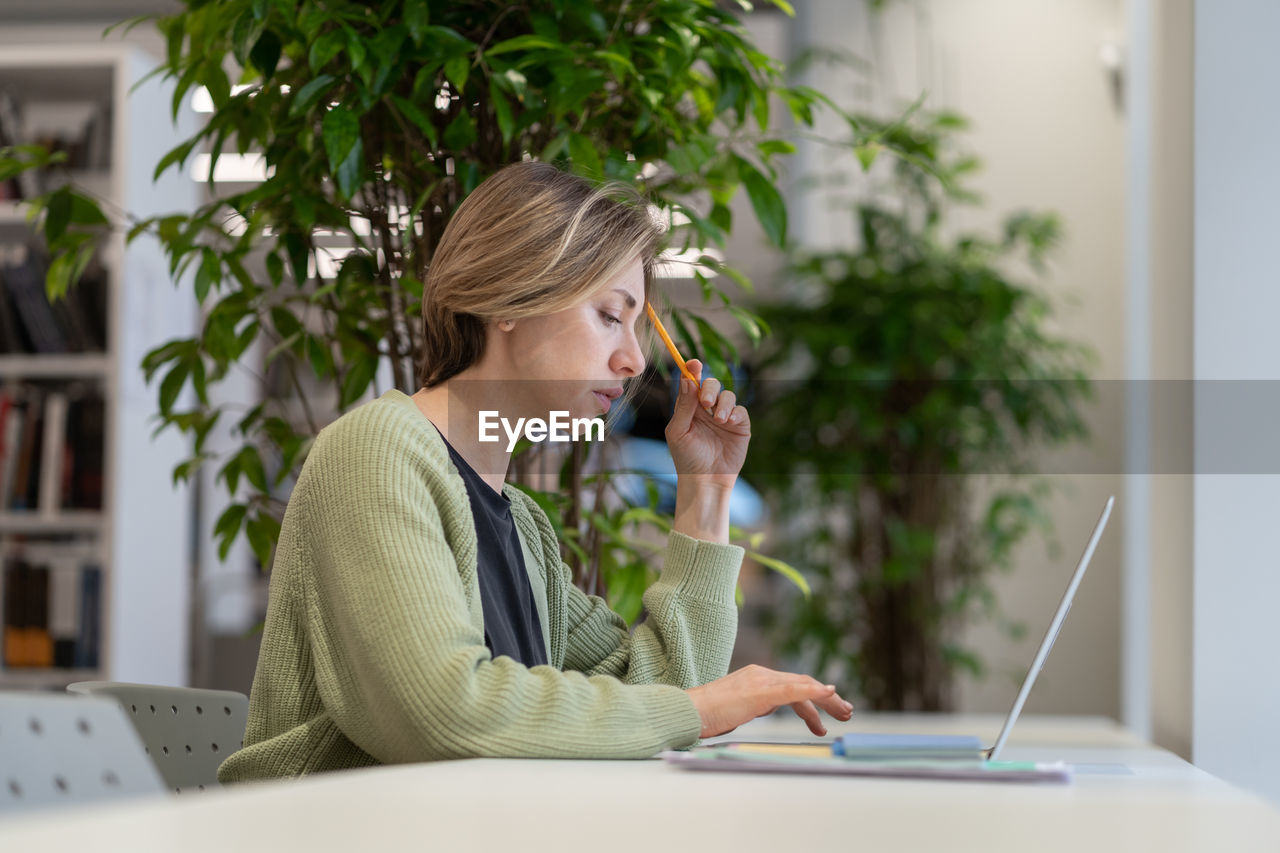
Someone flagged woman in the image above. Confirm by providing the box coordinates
[218,162,851,780]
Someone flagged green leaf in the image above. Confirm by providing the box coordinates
[245,512,281,568]
[568,133,602,178]
[855,142,881,171]
[163,15,186,65]
[214,503,247,561]
[69,194,108,226]
[333,136,364,201]
[159,361,190,414]
[141,339,188,380]
[270,305,303,339]
[322,107,359,173]
[305,334,333,378]
[45,243,94,300]
[489,78,514,145]
[727,305,768,345]
[232,319,261,361]
[404,0,430,44]
[496,67,528,99]
[339,355,377,408]
[749,551,811,597]
[172,455,210,487]
[709,202,732,234]
[231,12,266,68]
[442,111,476,150]
[238,446,269,492]
[265,252,284,287]
[203,59,231,109]
[190,355,208,406]
[195,248,221,304]
[539,133,568,163]
[308,30,345,72]
[757,139,797,157]
[249,29,282,81]
[290,74,336,118]
[344,26,367,74]
[390,94,438,147]
[485,34,559,56]
[444,55,470,93]
[617,506,674,533]
[153,138,199,181]
[737,158,787,247]
[44,187,72,242]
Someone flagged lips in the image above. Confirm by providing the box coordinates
[593,387,623,414]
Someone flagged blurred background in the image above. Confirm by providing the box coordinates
[1,0,1275,806]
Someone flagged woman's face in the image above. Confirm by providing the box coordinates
[490,258,647,421]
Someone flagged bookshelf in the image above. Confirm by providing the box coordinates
[0,35,199,691]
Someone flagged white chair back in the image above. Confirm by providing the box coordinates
[67,682,248,794]
[0,690,164,814]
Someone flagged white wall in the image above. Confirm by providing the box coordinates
[1192,0,1280,806]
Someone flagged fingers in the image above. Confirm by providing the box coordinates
[768,674,853,730]
[688,666,853,739]
[667,375,701,435]
[815,691,855,722]
[710,389,737,423]
[697,375,722,413]
[790,700,827,736]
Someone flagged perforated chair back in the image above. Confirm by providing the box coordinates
[67,682,248,794]
[0,690,164,814]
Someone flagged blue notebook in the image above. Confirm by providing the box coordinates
[833,733,986,760]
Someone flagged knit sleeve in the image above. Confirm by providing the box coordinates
[559,531,743,688]
[296,410,702,762]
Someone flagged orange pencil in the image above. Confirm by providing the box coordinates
[645,302,701,389]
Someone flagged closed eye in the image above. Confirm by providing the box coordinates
[600,310,622,327]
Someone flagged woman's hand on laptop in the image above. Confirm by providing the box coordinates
[685,665,854,738]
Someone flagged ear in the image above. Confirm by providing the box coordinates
[497,319,516,332]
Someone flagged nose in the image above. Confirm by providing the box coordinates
[610,327,646,378]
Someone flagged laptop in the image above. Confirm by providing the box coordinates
[676,495,1115,772]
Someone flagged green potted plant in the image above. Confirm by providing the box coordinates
[745,109,1094,710]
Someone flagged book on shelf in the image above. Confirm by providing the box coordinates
[2,555,100,671]
[73,563,101,669]
[37,389,67,515]
[2,251,66,353]
[1,384,104,513]
[0,247,108,354]
[1,559,51,668]
[0,388,21,503]
[64,389,104,510]
[9,384,42,510]
[0,267,25,353]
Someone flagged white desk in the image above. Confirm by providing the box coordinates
[1,714,1278,852]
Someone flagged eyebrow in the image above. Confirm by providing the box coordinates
[612,288,637,309]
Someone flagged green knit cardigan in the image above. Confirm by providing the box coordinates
[217,390,743,780]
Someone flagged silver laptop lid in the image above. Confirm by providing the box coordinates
[987,496,1115,761]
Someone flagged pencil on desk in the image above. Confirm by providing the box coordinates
[645,302,701,389]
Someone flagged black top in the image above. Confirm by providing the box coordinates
[440,434,547,668]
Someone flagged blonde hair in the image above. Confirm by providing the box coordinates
[418,162,664,388]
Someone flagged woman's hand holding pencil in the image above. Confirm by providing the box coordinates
[646,302,750,543]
